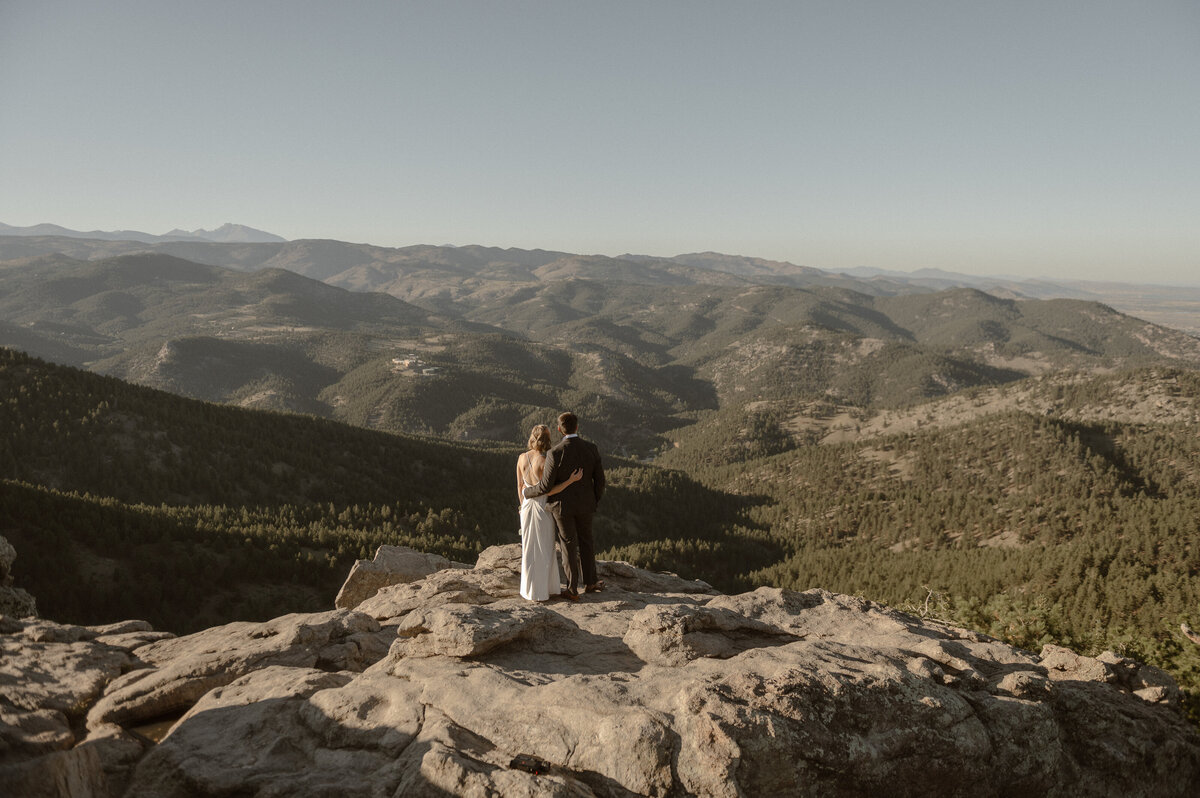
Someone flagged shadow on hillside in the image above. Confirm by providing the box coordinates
[1066,421,1162,498]
[597,490,784,595]
[656,363,720,412]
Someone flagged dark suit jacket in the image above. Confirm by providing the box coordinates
[523,434,604,513]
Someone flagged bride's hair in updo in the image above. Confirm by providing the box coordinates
[527,424,552,453]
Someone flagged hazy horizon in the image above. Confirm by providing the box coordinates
[2,1,1197,285]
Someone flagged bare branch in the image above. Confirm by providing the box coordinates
[921,586,935,619]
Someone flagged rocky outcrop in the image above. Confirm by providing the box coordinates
[3,543,1200,797]
[0,616,164,795]
[0,535,37,618]
[334,544,470,610]
[86,609,390,731]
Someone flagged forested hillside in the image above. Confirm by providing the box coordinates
[0,348,755,632]
[658,367,1200,717]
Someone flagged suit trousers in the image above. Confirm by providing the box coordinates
[552,505,596,593]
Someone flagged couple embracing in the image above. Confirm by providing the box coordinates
[515,412,605,602]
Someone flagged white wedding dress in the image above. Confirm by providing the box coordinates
[519,475,558,601]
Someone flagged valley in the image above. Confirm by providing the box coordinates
[3,231,1200,722]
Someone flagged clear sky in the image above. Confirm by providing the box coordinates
[2,1,1198,283]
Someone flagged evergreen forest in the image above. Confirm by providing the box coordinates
[4,341,1200,723]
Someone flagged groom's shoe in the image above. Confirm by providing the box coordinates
[559,590,580,602]
[585,581,605,593]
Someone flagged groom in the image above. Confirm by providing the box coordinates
[522,412,605,600]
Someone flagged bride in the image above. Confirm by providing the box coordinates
[516,424,582,601]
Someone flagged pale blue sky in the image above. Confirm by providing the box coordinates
[2,1,1198,283]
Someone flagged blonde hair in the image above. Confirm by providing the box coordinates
[527,424,551,453]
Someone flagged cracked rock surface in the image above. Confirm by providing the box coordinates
[4,543,1200,796]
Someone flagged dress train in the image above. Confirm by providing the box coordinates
[519,478,558,601]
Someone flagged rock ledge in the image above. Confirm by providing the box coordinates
[3,544,1199,797]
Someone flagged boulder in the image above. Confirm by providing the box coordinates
[0,621,132,721]
[0,535,37,618]
[0,615,147,797]
[354,569,499,622]
[622,602,800,666]
[0,589,36,619]
[595,558,717,596]
[333,544,469,610]
[0,536,16,578]
[86,609,390,731]
[129,666,599,798]
[390,601,569,658]
[1096,650,1184,707]
[0,745,108,798]
[1040,643,1118,684]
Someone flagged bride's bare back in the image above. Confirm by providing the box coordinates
[515,449,582,503]
[520,451,545,482]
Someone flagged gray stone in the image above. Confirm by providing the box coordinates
[0,615,139,797]
[0,621,131,718]
[1040,644,1118,684]
[85,620,155,637]
[0,587,36,619]
[472,542,524,573]
[992,670,1052,700]
[77,723,149,797]
[0,706,74,757]
[86,609,390,731]
[0,535,37,619]
[595,557,717,596]
[355,570,499,623]
[92,630,176,652]
[0,536,15,577]
[334,544,469,610]
[1097,649,1184,706]
[3,543,1199,797]
[391,601,567,659]
[0,745,108,798]
[622,602,799,666]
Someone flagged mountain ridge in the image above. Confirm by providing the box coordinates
[5,251,1200,460]
[4,250,1200,458]
[0,221,284,244]
[6,231,1200,335]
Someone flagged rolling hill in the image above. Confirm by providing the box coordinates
[0,253,716,453]
[4,248,1200,462]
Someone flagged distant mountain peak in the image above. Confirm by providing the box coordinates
[162,223,286,244]
[0,221,286,245]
